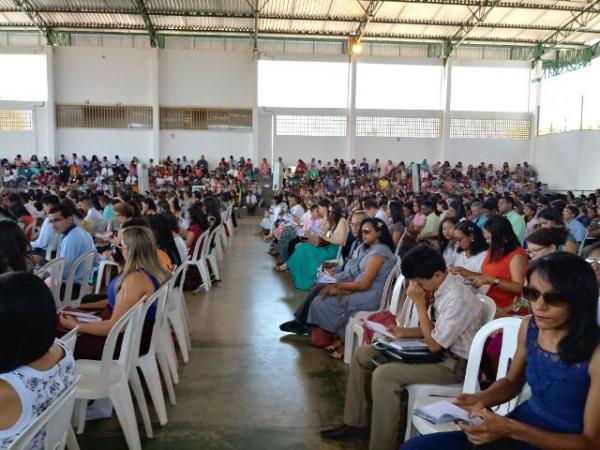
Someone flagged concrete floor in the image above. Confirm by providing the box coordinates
[78,217,369,450]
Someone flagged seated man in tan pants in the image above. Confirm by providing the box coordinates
[321,244,484,450]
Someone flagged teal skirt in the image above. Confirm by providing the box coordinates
[287,243,339,290]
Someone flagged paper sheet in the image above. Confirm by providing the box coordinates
[364,320,397,339]
[316,271,337,284]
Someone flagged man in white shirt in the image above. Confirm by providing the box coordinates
[246,192,258,215]
[80,197,104,235]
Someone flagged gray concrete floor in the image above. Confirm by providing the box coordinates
[78,217,369,450]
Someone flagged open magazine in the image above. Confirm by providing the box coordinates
[413,400,483,426]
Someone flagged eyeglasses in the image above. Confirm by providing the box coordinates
[361,228,374,235]
[526,246,547,256]
[586,257,600,269]
[522,286,566,306]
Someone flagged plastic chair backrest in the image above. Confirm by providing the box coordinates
[59,328,79,354]
[477,294,497,323]
[388,273,406,316]
[142,282,170,353]
[203,227,219,258]
[397,297,419,327]
[168,264,188,309]
[95,260,119,294]
[45,234,63,261]
[377,262,401,311]
[35,257,66,310]
[190,230,208,262]
[97,301,145,391]
[579,230,588,255]
[61,251,95,308]
[8,377,80,450]
[462,317,522,401]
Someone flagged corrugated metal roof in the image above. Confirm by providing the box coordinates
[0,0,598,49]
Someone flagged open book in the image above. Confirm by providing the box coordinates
[413,400,483,426]
[61,309,102,323]
[316,271,337,284]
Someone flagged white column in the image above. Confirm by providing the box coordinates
[347,54,357,162]
[528,60,542,164]
[150,48,160,163]
[252,56,260,164]
[43,45,56,162]
[439,58,453,162]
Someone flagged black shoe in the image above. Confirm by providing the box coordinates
[320,424,369,440]
[279,320,309,335]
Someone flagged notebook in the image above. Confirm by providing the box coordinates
[387,339,429,352]
[413,400,483,426]
[316,271,337,284]
[61,310,102,323]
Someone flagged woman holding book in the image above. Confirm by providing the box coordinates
[402,252,600,450]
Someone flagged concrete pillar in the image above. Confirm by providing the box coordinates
[43,45,56,162]
[528,60,542,165]
[150,48,160,163]
[252,56,260,164]
[440,58,453,163]
[347,54,357,162]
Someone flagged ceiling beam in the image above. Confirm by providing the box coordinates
[1,1,599,15]
[353,1,383,42]
[9,0,56,45]
[539,0,600,51]
[1,8,598,35]
[6,21,584,46]
[446,0,503,57]
[133,0,162,48]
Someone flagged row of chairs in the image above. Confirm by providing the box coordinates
[21,209,236,450]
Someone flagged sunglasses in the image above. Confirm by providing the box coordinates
[522,286,566,306]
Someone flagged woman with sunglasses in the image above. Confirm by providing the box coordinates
[306,218,396,359]
[402,252,600,450]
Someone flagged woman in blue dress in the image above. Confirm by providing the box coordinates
[402,252,600,450]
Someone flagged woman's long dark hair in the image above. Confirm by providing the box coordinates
[454,220,489,255]
[0,221,31,273]
[188,204,209,231]
[484,215,521,262]
[361,217,395,253]
[438,217,459,254]
[389,201,405,227]
[203,196,222,229]
[0,272,57,373]
[147,214,182,267]
[527,252,599,364]
[8,193,30,219]
[329,201,344,230]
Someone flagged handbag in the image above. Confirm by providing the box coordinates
[362,310,397,345]
[310,326,334,348]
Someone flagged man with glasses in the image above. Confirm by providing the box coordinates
[49,204,97,300]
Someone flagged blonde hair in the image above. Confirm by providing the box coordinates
[116,226,172,292]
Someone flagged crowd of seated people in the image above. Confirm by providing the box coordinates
[2,152,600,449]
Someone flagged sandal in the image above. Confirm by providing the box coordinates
[274,264,288,272]
[329,350,344,360]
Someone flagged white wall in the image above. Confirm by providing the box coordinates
[54,46,154,104]
[159,50,253,107]
[533,130,600,191]
[1,43,539,176]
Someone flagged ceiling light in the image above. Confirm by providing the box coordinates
[351,39,363,55]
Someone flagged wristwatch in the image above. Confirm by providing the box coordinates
[492,278,500,286]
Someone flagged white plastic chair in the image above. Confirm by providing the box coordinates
[45,234,63,261]
[166,264,191,364]
[406,317,523,440]
[60,251,96,308]
[35,257,66,310]
[95,260,119,294]
[60,327,79,353]
[8,377,80,450]
[186,230,212,293]
[343,262,403,364]
[73,301,145,450]
[214,223,226,262]
[136,283,171,427]
[477,293,497,323]
[205,227,221,282]
[323,245,344,267]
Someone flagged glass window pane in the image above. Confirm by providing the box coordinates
[0,54,47,102]
[258,60,348,108]
[451,66,530,112]
[356,63,443,110]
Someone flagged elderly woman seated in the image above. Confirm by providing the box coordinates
[307,217,397,359]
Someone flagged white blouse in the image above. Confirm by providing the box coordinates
[454,250,487,273]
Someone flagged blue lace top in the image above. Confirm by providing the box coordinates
[509,318,590,434]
